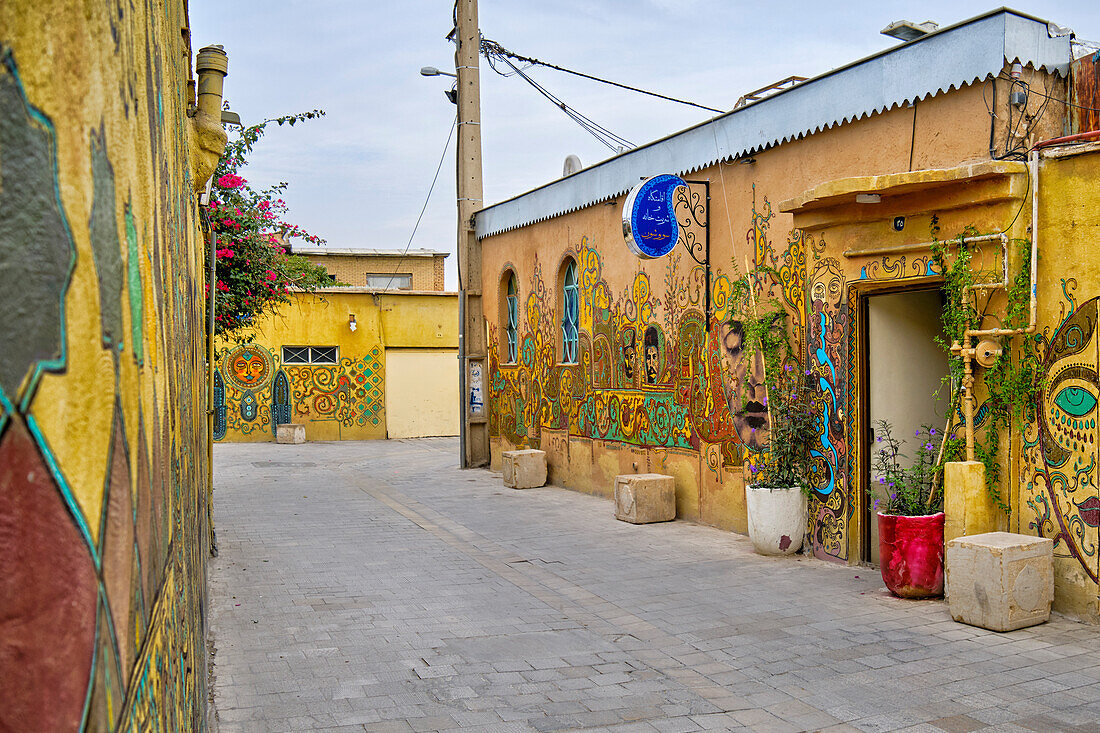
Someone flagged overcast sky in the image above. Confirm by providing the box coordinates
[189,1,1100,290]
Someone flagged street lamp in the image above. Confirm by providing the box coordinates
[421,66,458,104]
[420,66,456,78]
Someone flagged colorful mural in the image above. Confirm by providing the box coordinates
[488,185,869,561]
[1025,293,1100,588]
[1,0,215,727]
[216,343,386,440]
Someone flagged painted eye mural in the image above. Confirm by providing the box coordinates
[1032,297,1099,586]
[1053,385,1097,418]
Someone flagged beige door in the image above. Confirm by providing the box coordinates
[866,290,949,563]
[384,348,459,438]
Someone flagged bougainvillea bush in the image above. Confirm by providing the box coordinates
[208,110,335,338]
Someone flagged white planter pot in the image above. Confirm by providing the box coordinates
[746,485,807,555]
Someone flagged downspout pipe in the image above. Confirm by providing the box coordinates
[196,45,228,555]
[952,128,1094,460]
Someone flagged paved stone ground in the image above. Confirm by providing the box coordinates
[210,439,1100,733]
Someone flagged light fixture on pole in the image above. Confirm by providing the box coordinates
[421,66,459,104]
[420,66,456,78]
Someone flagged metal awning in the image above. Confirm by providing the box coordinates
[475,8,1071,240]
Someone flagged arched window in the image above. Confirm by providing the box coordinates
[506,274,518,364]
[561,259,579,364]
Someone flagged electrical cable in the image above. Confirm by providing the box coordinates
[480,38,723,114]
[486,51,634,152]
[488,53,634,150]
[383,115,458,291]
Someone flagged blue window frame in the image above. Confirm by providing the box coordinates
[562,260,579,363]
[506,275,518,364]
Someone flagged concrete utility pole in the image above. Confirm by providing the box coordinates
[455,0,489,468]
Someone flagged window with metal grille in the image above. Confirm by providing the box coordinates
[561,260,578,364]
[282,346,339,365]
[365,273,412,289]
[506,275,518,364]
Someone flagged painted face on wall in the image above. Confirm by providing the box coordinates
[644,326,660,384]
[621,329,636,381]
[232,351,269,387]
[720,319,769,451]
[1040,299,1099,532]
[644,345,659,383]
[810,259,844,314]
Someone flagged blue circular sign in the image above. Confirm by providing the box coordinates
[622,174,686,259]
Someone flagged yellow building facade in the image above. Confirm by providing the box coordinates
[215,289,459,442]
[476,10,1100,621]
[1,0,222,729]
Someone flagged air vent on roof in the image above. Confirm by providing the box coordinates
[880,20,939,42]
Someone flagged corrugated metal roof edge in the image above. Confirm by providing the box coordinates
[475,7,1070,240]
[477,83,986,238]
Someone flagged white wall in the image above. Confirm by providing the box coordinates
[385,349,460,439]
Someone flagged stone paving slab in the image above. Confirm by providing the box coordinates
[210,439,1100,733]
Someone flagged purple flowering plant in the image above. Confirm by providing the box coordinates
[750,360,817,492]
[871,420,944,515]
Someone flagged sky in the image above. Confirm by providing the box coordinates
[189,1,1100,291]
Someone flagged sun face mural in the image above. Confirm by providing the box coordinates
[225,343,273,390]
[1026,296,1100,588]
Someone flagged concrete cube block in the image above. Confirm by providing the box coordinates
[614,474,675,524]
[502,449,546,489]
[946,531,1054,632]
[275,423,305,445]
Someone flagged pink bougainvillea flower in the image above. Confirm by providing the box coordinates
[216,173,246,189]
[265,270,277,281]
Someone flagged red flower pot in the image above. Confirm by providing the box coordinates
[877,512,944,599]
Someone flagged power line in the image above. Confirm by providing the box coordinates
[481,38,723,114]
[484,50,634,152]
[383,115,458,291]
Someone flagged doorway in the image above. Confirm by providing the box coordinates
[862,289,949,564]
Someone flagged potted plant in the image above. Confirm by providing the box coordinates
[745,364,816,555]
[871,420,946,598]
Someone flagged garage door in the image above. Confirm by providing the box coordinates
[384,348,459,438]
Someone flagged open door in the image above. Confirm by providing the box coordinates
[862,289,949,563]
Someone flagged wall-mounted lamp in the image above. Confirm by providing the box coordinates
[856,193,882,204]
[348,314,357,332]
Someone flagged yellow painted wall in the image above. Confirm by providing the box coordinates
[480,63,1098,619]
[215,290,458,442]
[783,148,1100,621]
[385,349,460,438]
[1,0,215,728]
[481,80,1005,560]
[1018,146,1100,622]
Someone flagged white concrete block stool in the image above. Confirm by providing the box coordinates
[502,449,546,489]
[946,531,1054,631]
[275,423,306,444]
[614,474,675,524]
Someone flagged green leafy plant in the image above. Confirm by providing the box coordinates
[749,362,817,490]
[208,109,337,339]
[930,219,1043,514]
[730,263,816,490]
[871,421,944,515]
